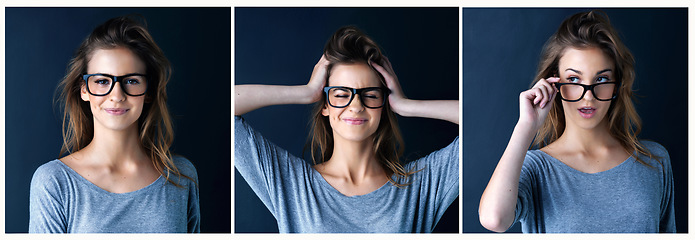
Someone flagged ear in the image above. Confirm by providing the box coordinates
[80,84,90,102]
[321,104,329,117]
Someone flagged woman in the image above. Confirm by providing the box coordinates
[29,16,200,233]
[235,26,459,233]
[478,10,675,233]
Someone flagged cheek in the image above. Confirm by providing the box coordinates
[371,109,383,125]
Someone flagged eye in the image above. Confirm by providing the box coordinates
[124,78,141,85]
[596,76,610,83]
[363,93,380,99]
[566,76,580,83]
[330,88,351,98]
[93,78,111,85]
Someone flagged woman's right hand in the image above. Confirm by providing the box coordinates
[518,77,560,131]
[234,55,330,116]
[305,55,330,103]
[479,76,560,232]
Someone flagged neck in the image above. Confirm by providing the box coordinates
[557,118,618,152]
[325,135,384,182]
[81,122,148,168]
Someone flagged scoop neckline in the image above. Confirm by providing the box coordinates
[535,150,634,175]
[310,166,392,199]
[54,159,164,196]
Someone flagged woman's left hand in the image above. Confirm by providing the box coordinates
[371,57,408,115]
[371,57,459,124]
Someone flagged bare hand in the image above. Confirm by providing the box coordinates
[306,55,330,103]
[371,57,408,114]
[518,77,560,130]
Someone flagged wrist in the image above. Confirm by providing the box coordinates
[514,120,538,136]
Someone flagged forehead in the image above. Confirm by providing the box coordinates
[558,47,614,74]
[328,63,382,88]
[86,47,146,75]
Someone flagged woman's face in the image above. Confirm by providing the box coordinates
[81,47,146,133]
[557,47,616,131]
[322,63,383,143]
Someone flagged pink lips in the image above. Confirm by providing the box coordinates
[105,108,129,115]
[343,117,367,125]
[578,107,596,119]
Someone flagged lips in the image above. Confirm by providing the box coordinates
[105,108,129,115]
[343,117,367,125]
[577,107,596,119]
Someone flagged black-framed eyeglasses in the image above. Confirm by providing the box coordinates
[82,73,148,96]
[323,86,390,109]
[554,82,619,102]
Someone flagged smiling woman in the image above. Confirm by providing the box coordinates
[234,26,459,233]
[28,16,199,233]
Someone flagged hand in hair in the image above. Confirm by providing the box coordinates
[306,55,331,103]
[518,77,560,131]
[371,57,459,124]
[234,55,329,116]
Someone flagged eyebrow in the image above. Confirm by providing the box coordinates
[564,68,613,75]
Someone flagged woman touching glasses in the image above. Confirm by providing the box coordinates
[29,16,199,233]
[478,10,675,233]
[235,26,459,233]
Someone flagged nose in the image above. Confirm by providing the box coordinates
[347,94,365,112]
[583,88,595,101]
[109,82,126,102]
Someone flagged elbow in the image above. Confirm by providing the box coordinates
[478,206,511,233]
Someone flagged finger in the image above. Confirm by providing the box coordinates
[532,88,543,105]
[370,61,390,79]
[537,85,549,108]
[382,56,395,73]
[546,77,561,83]
[538,80,557,102]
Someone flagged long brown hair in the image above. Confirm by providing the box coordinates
[532,10,657,166]
[57,15,193,186]
[306,26,418,186]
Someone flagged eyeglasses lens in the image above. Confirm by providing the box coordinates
[559,83,615,101]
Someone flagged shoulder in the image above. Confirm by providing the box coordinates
[523,149,548,163]
[171,155,198,180]
[639,140,669,158]
[30,160,74,196]
[32,160,71,184]
[520,149,554,172]
[638,140,672,169]
[405,136,459,169]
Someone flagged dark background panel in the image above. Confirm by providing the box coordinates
[463,8,687,233]
[235,7,460,233]
[5,7,231,233]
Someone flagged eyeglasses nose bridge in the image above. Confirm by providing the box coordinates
[347,89,366,109]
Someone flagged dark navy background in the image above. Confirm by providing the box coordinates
[235,7,460,233]
[5,7,231,233]
[463,8,688,233]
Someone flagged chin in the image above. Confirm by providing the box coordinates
[96,119,139,131]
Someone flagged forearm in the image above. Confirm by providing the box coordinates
[234,84,316,115]
[393,99,459,124]
[478,121,536,232]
